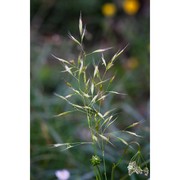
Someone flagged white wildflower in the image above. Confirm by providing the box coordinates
[127,161,143,176]
[127,161,136,176]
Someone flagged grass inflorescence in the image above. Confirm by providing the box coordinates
[51,14,149,179]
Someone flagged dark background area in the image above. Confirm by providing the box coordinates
[31,0,150,179]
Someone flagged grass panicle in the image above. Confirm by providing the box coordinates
[51,14,149,179]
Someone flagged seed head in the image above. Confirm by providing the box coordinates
[90,155,101,166]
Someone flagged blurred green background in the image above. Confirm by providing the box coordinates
[31,0,150,179]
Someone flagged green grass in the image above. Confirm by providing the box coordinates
[31,11,149,180]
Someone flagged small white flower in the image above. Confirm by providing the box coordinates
[143,167,149,176]
[127,161,136,176]
[55,169,70,180]
[127,161,149,176]
[135,166,143,174]
[127,161,143,176]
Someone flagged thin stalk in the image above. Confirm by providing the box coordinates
[87,114,96,153]
[111,163,116,180]
[97,166,102,180]
[101,140,107,180]
[93,167,100,180]
[111,145,129,180]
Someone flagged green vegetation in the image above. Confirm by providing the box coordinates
[31,1,149,179]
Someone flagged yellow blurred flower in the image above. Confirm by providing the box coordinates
[123,0,140,15]
[125,57,139,70]
[102,3,117,17]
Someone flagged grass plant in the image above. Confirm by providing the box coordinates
[51,14,149,179]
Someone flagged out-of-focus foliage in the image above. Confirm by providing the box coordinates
[31,0,149,179]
